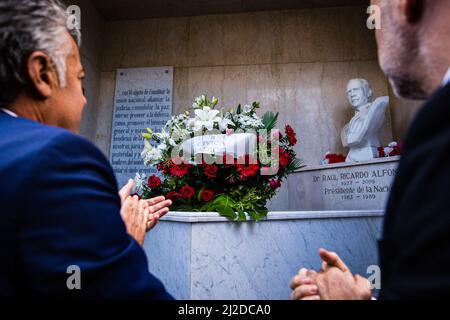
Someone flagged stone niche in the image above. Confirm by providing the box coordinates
[74,1,407,300]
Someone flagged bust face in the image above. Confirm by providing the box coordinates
[347,80,369,109]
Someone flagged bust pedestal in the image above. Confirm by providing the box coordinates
[143,210,382,299]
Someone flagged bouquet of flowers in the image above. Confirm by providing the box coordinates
[378,142,401,158]
[321,152,346,165]
[135,95,303,221]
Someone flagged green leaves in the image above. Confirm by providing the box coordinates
[288,158,305,172]
[201,194,239,220]
[199,193,268,222]
[262,111,279,131]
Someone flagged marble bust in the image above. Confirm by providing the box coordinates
[341,79,389,162]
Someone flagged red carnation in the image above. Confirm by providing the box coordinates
[203,164,218,178]
[389,146,401,157]
[285,125,297,146]
[325,153,346,164]
[236,163,259,180]
[156,162,169,174]
[147,175,161,189]
[269,179,282,190]
[201,189,214,202]
[180,186,196,199]
[169,162,191,177]
[378,147,386,158]
[279,148,292,167]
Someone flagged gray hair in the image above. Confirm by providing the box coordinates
[349,79,373,100]
[0,0,81,108]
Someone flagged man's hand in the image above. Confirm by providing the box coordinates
[290,268,320,300]
[144,196,172,231]
[290,248,372,300]
[120,195,147,246]
[119,179,135,205]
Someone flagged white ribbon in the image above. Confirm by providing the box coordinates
[180,133,257,157]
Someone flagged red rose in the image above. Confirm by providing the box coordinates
[180,186,196,199]
[279,148,292,167]
[285,125,297,146]
[147,175,161,189]
[166,191,181,201]
[203,164,218,178]
[269,179,281,190]
[201,189,214,202]
[169,162,191,177]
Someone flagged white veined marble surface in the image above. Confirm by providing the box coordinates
[143,211,383,300]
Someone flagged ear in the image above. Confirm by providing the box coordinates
[26,51,59,99]
[398,0,424,24]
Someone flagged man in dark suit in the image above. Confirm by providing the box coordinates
[0,0,172,298]
[291,0,450,299]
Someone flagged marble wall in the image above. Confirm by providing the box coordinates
[90,6,405,165]
[74,4,424,170]
[66,0,104,141]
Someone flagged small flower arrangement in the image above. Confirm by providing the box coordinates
[321,152,346,165]
[135,95,304,221]
[378,142,401,158]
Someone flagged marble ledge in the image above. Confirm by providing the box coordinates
[297,156,400,173]
[160,210,384,223]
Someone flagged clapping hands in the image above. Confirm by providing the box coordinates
[290,248,372,300]
[119,179,172,246]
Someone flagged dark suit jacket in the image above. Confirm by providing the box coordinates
[0,111,172,299]
[380,83,450,299]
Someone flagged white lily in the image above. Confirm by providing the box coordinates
[141,140,163,165]
[158,143,168,151]
[243,105,252,114]
[193,107,221,131]
[219,117,234,132]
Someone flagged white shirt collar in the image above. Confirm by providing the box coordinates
[443,67,450,87]
[0,108,18,118]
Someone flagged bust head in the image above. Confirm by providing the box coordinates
[346,79,373,110]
